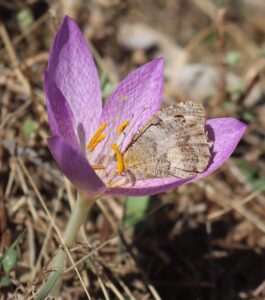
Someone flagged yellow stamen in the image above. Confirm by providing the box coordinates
[92,165,106,170]
[87,122,107,151]
[88,133,106,151]
[111,143,125,175]
[117,121,130,135]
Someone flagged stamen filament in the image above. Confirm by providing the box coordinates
[87,122,107,151]
[92,165,106,170]
[111,143,125,175]
[107,178,128,188]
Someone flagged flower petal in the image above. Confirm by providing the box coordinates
[106,118,247,196]
[44,73,78,147]
[99,58,164,155]
[48,136,106,196]
[47,16,102,143]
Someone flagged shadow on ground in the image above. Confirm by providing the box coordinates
[130,196,265,300]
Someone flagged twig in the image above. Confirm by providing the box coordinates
[17,158,91,299]
[97,199,162,300]
[30,188,63,280]
[64,236,119,274]
[208,186,265,221]
[0,100,31,131]
[192,0,217,20]
[95,271,111,300]
[214,8,228,110]
[0,22,31,95]
[97,257,136,300]
[4,11,50,51]
[184,26,215,55]
[23,52,49,68]
[207,183,265,234]
[0,75,29,94]
[253,278,265,297]
[192,0,259,56]
[64,199,173,275]
[227,200,265,234]
[105,281,124,300]
[237,70,260,105]
[25,219,35,269]
[116,277,136,300]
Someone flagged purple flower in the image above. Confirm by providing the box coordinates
[45,16,247,197]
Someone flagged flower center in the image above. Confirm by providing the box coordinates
[85,105,151,188]
[86,119,129,187]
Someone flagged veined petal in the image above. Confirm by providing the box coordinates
[44,74,78,146]
[47,16,102,143]
[98,58,164,155]
[48,136,106,196]
[106,118,247,196]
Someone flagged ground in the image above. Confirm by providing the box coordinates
[0,0,265,299]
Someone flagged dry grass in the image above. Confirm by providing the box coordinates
[0,0,265,299]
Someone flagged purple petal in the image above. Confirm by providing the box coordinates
[106,118,247,196]
[48,136,106,196]
[47,16,102,143]
[44,73,78,147]
[98,58,164,155]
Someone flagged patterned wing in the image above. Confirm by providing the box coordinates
[124,101,211,179]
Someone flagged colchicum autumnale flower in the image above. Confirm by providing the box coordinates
[40,16,247,296]
[45,16,247,198]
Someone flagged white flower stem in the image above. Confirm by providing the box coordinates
[48,191,96,297]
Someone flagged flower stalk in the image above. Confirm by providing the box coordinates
[48,192,97,296]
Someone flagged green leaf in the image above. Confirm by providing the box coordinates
[242,110,255,122]
[2,249,17,273]
[228,81,245,95]
[100,71,108,88]
[203,32,218,45]
[236,159,265,190]
[16,9,34,29]
[0,276,12,287]
[0,230,25,273]
[258,49,265,57]
[22,118,38,140]
[35,269,63,300]
[223,100,233,111]
[124,196,150,226]
[102,82,116,98]
[100,71,116,99]
[225,51,242,65]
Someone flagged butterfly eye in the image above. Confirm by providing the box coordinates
[174,115,185,123]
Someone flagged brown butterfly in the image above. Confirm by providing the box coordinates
[124,101,211,180]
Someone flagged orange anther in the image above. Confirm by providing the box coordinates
[117,121,130,135]
[111,143,125,175]
[87,122,107,151]
[88,133,106,151]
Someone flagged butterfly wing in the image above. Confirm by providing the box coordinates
[124,101,211,179]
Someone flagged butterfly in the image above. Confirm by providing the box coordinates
[124,101,211,180]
